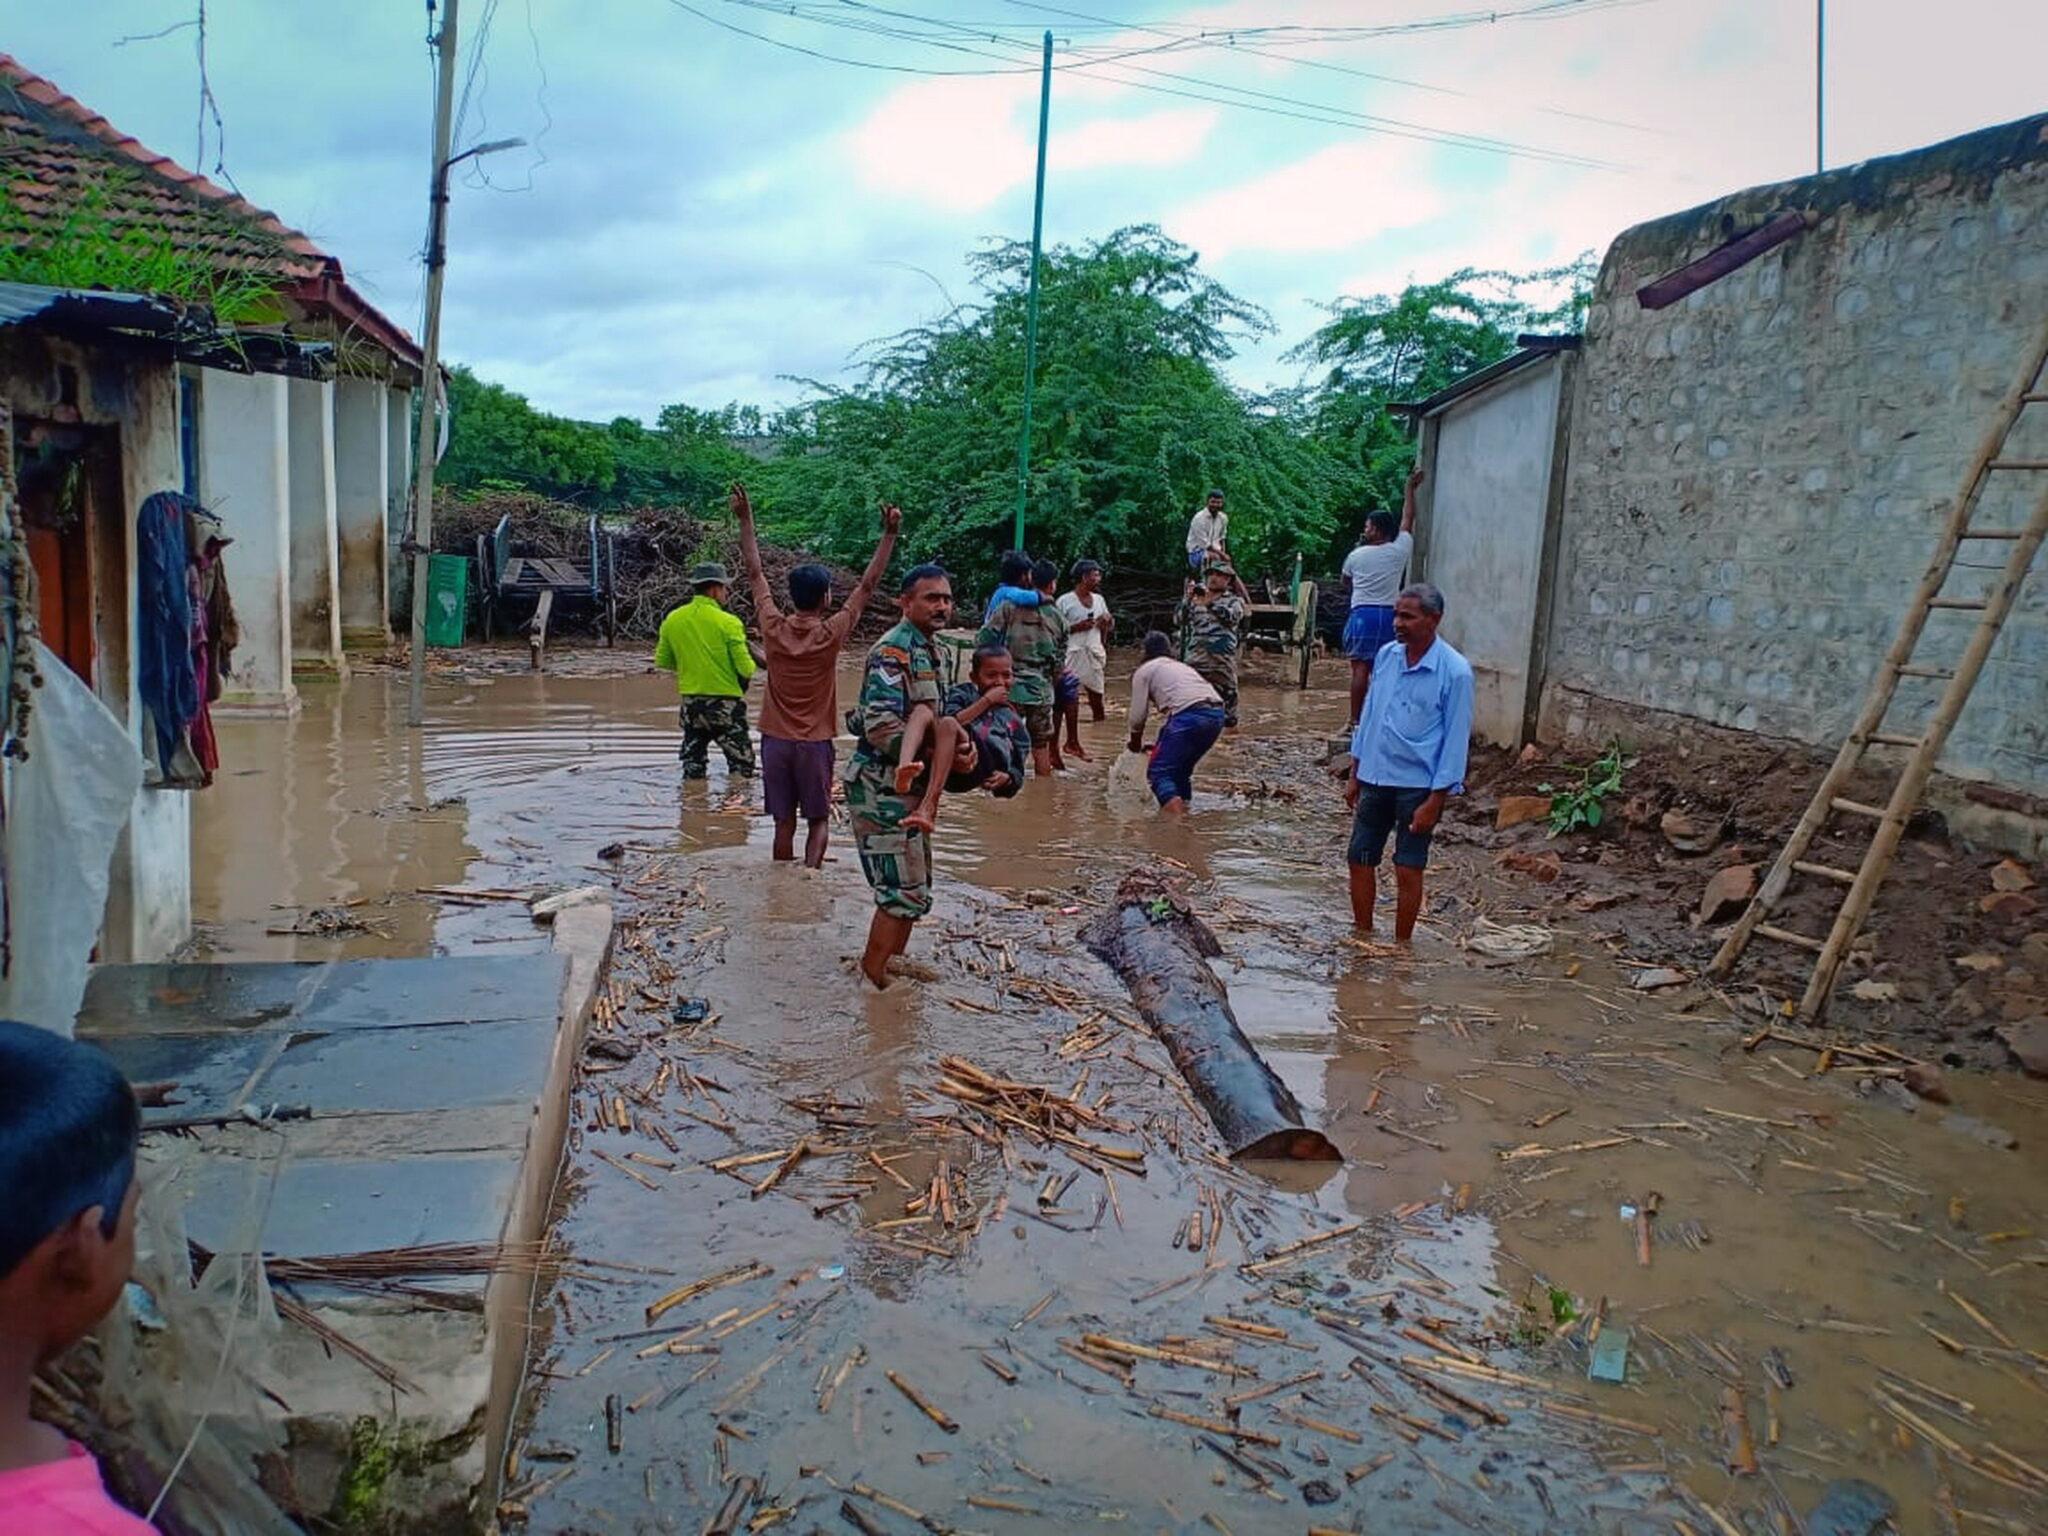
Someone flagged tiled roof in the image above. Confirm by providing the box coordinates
[0,52,420,369]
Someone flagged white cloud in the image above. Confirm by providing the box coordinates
[1167,139,1442,259]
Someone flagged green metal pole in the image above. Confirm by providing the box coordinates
[1014,29,1052,551]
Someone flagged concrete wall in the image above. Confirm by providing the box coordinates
[287,378,342,668]
[0,331,192,964]
[334,376,390,648]
[386,385,414,632]
[1419,353,1569,745]
[1548,113,2048,797]
[199,369,297,711]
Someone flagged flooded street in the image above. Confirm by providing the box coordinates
[193,656,2048,1534]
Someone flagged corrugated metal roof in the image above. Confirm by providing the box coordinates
[0,280,184,334]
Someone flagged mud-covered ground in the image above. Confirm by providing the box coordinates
[190,649,2048,1536]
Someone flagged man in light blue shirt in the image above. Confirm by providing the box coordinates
[1336,582,1473,940]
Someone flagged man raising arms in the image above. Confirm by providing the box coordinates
[1341,466,1425,731]
[734,484,899,867]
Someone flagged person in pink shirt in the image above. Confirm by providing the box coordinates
[0,1020,154,1534]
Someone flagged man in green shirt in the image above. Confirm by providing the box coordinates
[977,556,1068,777]
[846,564,973,989]
[654,562,758,778]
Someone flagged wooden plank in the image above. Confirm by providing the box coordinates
[501,557,528,590]
[529,589,555,671]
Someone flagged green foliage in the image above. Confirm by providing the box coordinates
[436,366,755,510]
[1539,741,1626,836]
[752,225,1346,578]
[435,237,1596,591]
[1288,257,1594,570]
[0,170,284,324]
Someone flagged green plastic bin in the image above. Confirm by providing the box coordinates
[424,553,469,647]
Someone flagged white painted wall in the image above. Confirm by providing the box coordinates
[199,369,296,710]
[110,363,194,962]
[287,377,341,666]
[335,376,390,646]
[1421,356,1566,745]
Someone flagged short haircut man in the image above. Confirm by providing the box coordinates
[1338,577,1472,942]
[786,562,832,613]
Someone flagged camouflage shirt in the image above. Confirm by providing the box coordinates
[977,598,1068,707]
[1177,590,1246,660]
[846,618,943,780]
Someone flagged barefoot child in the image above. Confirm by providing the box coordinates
[894,645,1030,832]
[0,1020,153,1534]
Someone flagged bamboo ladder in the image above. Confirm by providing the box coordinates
[1710,314,2048,1019]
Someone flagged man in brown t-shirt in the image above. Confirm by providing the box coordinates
[734,484,900,866]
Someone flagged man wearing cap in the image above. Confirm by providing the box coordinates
[1176,559,1248,729]
[654,561,757,778]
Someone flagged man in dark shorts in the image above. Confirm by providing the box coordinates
[1336,582,1473,941]
[735,484,899,866]
[846,564,972,988]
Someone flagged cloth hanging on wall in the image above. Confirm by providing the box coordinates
[0,641,143,1034]
[136,490,197,779]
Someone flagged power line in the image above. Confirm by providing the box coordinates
[983,0,1669,137]
[706,0,1627,170]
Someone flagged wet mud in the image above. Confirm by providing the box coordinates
[190,655,2048,1535]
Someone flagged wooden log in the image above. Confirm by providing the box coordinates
[1082,872,1340,1162]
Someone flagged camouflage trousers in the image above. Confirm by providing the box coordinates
[678,695,755,778]
[1190,655,1239,728]
[843,764,932,919]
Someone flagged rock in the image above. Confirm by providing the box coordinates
[1621,794,1660,830]
[1990,857,2037,892]
[1631,967,1689,990]
[1803,1478,1896,1536]
[1568,891,1627,912]
[1697,863,1757,924]
[1300,1479,1339,1507]
[1517,743,1542,766]
[1942,1111,2019,1150]
[1901,1061,1950,1103]
[531,884,610,923]
[1496,848,1562,883]
[1980,890,2039,920]
[1849,979,1899,1002]
[585,1037,637,1063]
[1496,794,1552,830]
[1659,809,1720,855]
[1953,952,2004,972]
[1996,1019,2048,1076]
[2020,932,2048,970]
[597,842,626,861]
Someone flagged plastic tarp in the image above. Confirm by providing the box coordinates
[0,641,144,1034]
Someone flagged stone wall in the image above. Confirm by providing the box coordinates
[1547,113,2048,797]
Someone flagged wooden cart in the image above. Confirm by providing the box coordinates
[1240,578,1319,688]
[477,512,617,665]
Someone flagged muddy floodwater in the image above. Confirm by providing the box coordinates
[193,657,2048,1535]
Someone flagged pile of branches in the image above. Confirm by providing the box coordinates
[433,490,892,644]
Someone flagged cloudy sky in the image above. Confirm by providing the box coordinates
[15,1,2043,421]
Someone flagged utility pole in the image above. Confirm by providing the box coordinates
[405,0,460,729]
[1013,30,1052,552]
[1815,0,1825,174]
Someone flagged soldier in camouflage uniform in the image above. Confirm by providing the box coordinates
[977,556,1068,777]
[847,564,973,988]
[1176,561,1248,728]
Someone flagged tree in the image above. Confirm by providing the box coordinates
[753,226,1345,581]
[1288,257,1593,567]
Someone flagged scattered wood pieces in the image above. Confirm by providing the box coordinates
[886,1370,959,1433]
